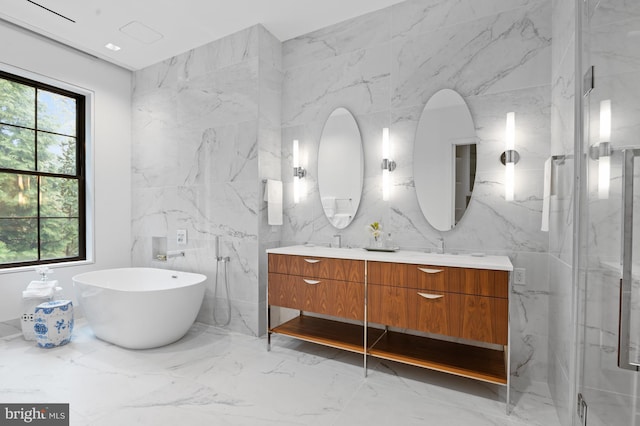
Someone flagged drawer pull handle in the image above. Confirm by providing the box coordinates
[304,258,321,264]
[418,267,443,274]
[418,292,443,300]
[303,279,321,285]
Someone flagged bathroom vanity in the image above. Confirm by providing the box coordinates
[266,246,513,408]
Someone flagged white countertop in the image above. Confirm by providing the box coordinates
[267,245,513,271]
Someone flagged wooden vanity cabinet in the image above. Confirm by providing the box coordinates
[268,254,365,321]
[268,273,364,320]
[367,262,508,345]
[267,250,512,408]
[367,284,416,330]
[268,253,363,282]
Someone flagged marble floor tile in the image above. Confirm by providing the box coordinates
[0,319,21,338]
[0,322,559,426]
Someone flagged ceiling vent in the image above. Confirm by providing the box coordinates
[119,21,163,44]
[26,0,75,23]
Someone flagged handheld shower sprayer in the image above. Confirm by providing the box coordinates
[213,235,231,326]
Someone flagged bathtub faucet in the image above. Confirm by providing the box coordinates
[167,250,185,259]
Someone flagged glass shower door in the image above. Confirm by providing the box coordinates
[577,0,640,425]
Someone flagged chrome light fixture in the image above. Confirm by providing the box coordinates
[500,112,519,202]
[598,100,611,199]
[381,127,396,201]
[293,139,306,203]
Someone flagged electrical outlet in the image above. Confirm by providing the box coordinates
[177,229,187,246]
[513,268,526,285]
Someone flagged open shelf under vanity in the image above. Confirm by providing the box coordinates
[266,247,513,413]
[271,315,507,386]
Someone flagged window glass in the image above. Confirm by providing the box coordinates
[37,132,76,174]
[37,90,76,136]
[0,78,35,128]
[0,125,35,170]
[40,218,79,260]
[40,176,78,217]
[0,218,37,263]
[0,172,38,217]
[0,71,85,268]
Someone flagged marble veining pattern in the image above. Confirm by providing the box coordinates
[0,322,560,426]
[391,2,551,108]
[281,0,552,395]
[391,0,539,40]
[132,24,282,336]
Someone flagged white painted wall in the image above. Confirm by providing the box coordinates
[0,23,132,322]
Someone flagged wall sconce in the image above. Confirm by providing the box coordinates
[381,127,396,201]
[500,112,519,202]
[292,139,306,204]
[597,99,611,199]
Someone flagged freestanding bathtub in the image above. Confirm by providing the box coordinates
[72,268,207,349]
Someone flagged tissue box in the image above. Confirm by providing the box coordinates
[34,300,74,348]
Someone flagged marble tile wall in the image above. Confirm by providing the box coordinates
[131,25,282,336]
[281,0,552,392]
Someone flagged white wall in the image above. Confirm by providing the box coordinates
[0,23,132,322]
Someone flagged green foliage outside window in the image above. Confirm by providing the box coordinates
[0,72,85,267]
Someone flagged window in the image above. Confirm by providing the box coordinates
[0,70,86,268]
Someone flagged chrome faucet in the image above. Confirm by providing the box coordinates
[437,238,444,254]
[167,250,185,259]
[332,234,342,248]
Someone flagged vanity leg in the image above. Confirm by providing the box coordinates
[363,322,368,378]
[506,311,512,414]
[266,305,271,351]
[364,259,368,378]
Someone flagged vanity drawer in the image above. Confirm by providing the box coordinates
[448,267,509,299]
[369,285,453,336]
[453,293,508,345]
[268,273,364,320]
[368,285,507,345]
[367,284,415,329]
[268,254,364,282]
[368,261,447,291]
[416,290,507,344]
[414,289,454,337]
[367,261,508,298]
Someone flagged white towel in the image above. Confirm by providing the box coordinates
[264,179,283,226]
[541,158,551,232]
[321,197,336,218]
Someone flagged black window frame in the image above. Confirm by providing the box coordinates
[0,70,86,269]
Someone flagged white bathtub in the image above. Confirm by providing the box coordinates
[72,268,207,349]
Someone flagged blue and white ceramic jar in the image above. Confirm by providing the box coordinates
[34,300,74,348]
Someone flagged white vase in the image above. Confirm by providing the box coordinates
[370,235,383,248]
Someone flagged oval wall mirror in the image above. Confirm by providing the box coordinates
[414,89,477,231]
[318,107,364,229]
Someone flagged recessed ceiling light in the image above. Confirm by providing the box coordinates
[105,43,121,51]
